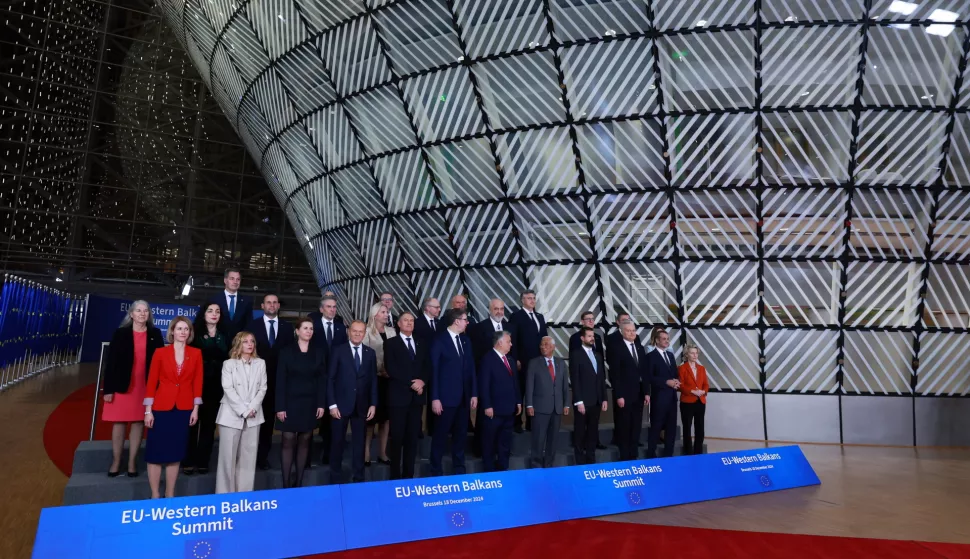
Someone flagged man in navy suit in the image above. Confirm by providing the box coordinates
[309,294,347,464]
[509,289,546,432]
[605,320,650,462]
[478,331,521,472]
[247,293,293,470]
[646,328,679,458]
[384,312,428,479]
[414,297,442,437]
[328,320,377,483]
[205,267,253,339]
[469,298,517,455]
[429,308,477,476]
[569,310,605,357]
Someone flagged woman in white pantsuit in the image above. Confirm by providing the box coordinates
[215,331,267,493]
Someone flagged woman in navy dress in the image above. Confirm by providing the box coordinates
[275,317,326,488]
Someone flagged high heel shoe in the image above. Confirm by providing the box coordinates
[377,458,391,465]
[107,470,121,478]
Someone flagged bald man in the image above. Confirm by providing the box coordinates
[469,298,518,455]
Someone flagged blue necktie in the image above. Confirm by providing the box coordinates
[268,320,276,348]
[228,294,236,319]
[588,349,597,373]
[353,346,360,371]
[406,337,415,360]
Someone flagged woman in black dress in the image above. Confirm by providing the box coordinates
[183,303,230,475]
[275,317,326,487]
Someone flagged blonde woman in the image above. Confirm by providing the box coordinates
[215,331,267,493]
[363,301,395,466]
[678,343,709,455]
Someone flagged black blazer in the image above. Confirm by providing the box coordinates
[510,308,547,364]
[569,330,604,357]
[103,325,165,395]
[646,348,678,406]
[469,318,518,366]
[384,334,429,407]
[478,350,521,415]
[247,317,293,376]
[569,346,606,407]
[412,314,442,345]
[605,335,649,401]
[275,343,327,413]
[206,292,254,338]
[327,342,378,416]
[308,311,348,355]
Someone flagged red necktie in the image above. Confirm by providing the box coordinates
[547,359,555,381]
[502,355,512,376]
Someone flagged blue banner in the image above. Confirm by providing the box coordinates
[80,296,201,362]
[33,446,819,559]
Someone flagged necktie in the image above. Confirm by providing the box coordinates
[588,348,597,373]
[547,358,555,381]
[353,346,361,370]
[268,320,276,348]
[406,337,415,359]
[495,322,501,332]
[431,318,436,331]
[455,336,464,357]
[502,355,512,376]
[228,294,236,319]
[326,322,333,345]
[630,343,638,364]
[529,312,539,332]
[661,351,668,366]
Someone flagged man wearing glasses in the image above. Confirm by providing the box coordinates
[428,309,478,476]
[379,291,396,327]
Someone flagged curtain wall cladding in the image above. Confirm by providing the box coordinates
[158,0,970,445]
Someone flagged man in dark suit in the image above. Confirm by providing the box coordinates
[469,298,517,454]
[309,294,347,464]
[414,297,442,437]
[478,331,521,472]
[429,308,477,476]
[379,291,397,329]
[604,311,631,447]
[509,290,546,433]
[525,336,569,468]
[646,328,679,458]
[449,293,477,324]
[569,326,607,465]
[321,290,346,324]
[206,267,253,339]
[606,320,650,462]
[328,320,378,483]
[569,310,604,356]
[384,312,428,479]
[247,293,293,470]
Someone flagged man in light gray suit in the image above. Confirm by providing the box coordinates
[525,336,570,468]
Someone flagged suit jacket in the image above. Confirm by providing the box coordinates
[308,311,348,355]
[525,355,568,415]
[327,342,378,416]
[103,325,165,395]
[247,317,293,376]
[646,348,679,406]
[469,317,518,366]
[413,314,442,345]
[568,346,606,408]
[510,308,547,365]
[206,292,253,338]
[275,343,327,412]
[568,330,604,357]
[605,335,650,402]
[362,327,395,376]
[478,350,520,416]
[144,345,203,411]
[678,362,709,404]
[430,331,476,407]
[385,334,429,407]
[216,358,268,429]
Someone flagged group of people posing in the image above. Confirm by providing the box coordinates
[100,268,709,499]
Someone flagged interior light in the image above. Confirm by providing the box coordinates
[889,23,912,29]
[695,20,708,27]
[180,276,194,297]
[888,1,919,15]
[927,9,957,36]
[800,91,811,96]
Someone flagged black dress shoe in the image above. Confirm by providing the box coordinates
[107,470,121,478]
[182,467,195,476]
[364,461,372,467]
[197,468,209,475]
[378,458,391,466]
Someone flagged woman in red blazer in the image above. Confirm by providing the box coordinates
[143,316,203,499]
[678,343,709,455]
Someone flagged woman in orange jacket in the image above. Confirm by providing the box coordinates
[678,342,709,455]
[143,316,203,499]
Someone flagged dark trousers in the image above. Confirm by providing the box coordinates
[184,399,219,469]
[430,404,468,476]
[388,404,422,479]
[318,414,332,462]
[530,412,561,468]
[573,404,601,465]
[481,414,514,472]
[257,390,275,467]
[680,401,706,455]
[615,401,644,461]
[330,412,366,483]
[472,406,484,455]
[647,399,677,458]
[516,375,529,430]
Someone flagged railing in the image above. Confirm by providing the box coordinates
[0,273,88,392]
[89,341,110,440]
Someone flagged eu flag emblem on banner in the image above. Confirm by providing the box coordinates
[447,510,472,531]
[759,475,772,488]
[626,490,643,507]
[184,538,219,559]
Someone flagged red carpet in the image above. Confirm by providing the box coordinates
[43,383,112,476]
[310,521,970,559]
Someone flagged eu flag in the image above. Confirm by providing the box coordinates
[626,490,643,507]
[184,538,220,559]
[446,510,472,531]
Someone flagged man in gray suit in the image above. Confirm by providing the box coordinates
[525,336,570,468]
